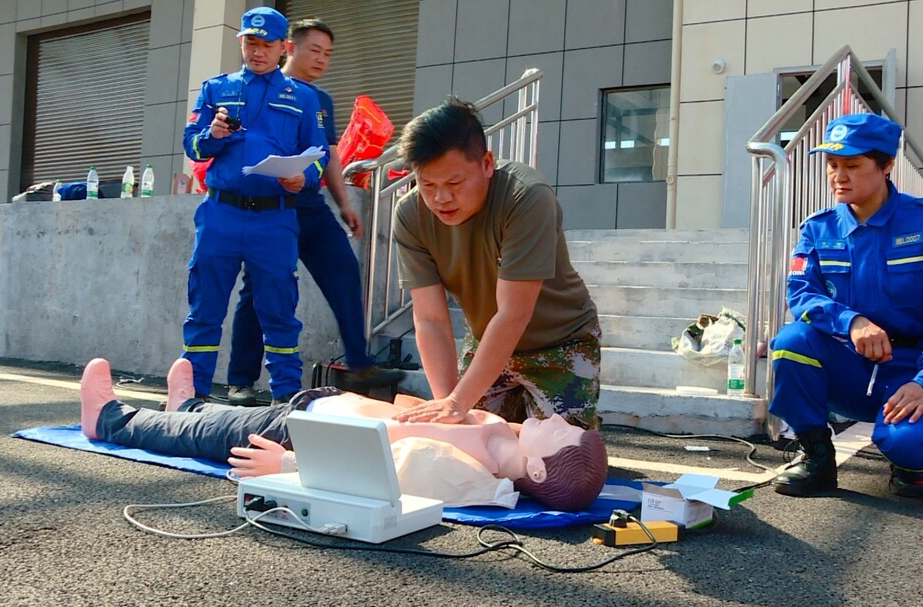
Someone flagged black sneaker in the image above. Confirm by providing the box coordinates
[890,465,923,498]
[228,385,257,407]
[344,365,405,390]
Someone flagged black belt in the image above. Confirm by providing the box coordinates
[890,335,923,349]
[208,188,295,211]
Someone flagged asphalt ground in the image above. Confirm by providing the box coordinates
[1,357,921,607]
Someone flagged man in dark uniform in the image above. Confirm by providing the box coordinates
[182,7,329,404]
[225,18,402,406]
[770,113,923,499]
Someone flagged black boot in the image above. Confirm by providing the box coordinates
[889,465,923,498]
[772,426,837,497]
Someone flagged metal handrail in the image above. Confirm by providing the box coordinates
[747,45,923,439]
[344,69,543,355]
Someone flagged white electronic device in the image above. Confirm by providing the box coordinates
[236,410,444,544]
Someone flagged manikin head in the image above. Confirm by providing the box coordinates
[513,414,609,511]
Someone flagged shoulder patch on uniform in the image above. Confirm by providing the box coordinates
[799,207,835,229]
[806,208,835,220]
[316,111,324,129]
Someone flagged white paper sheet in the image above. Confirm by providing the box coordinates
[241,146,325,178]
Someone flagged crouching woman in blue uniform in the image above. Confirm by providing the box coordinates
[770,113,923,499]
[181,7,329,404]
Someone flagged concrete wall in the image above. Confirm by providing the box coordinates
[413,0,674,230]
[674,0,923,228]
[0,193,367,388]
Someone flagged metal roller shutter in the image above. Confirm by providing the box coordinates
[22,16,150,186]
[281,0,419,139]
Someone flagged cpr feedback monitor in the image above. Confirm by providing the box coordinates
[236,411,444,543]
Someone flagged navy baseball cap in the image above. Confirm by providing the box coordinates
[238,7,288,41]
[810,113,902,157]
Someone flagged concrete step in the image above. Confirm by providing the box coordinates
[568,238,749,263]
[588,285,747,318]
[575,260,748,289]
[601,347,767,393]
[598,314,693,349]
[598,384,767,437]
[566,228,750,242]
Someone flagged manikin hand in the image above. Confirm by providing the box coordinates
[227,434,286,479]
[277,173,306,193]
[883,382,923,425]
[392,395,468,424]
[850,316,893,362]
[339,204,363,238]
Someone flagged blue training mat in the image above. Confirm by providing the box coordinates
[12,425,642,529]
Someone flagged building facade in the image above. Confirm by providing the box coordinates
[2,0,920,229]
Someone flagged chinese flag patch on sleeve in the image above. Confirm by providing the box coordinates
[790,256,807,275]
[187,112,199,124]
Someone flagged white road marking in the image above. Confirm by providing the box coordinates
[0,372,164,402]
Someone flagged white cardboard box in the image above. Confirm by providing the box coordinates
[640,474,751,529]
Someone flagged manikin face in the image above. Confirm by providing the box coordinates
[240,36,285,75]
[288,29,333,82]
[825,154,893,211]
[414,149,495,226]
[518,414,584,459]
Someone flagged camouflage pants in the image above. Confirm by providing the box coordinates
[459,323,601,430]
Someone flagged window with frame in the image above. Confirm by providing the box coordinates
[599,86,670,183]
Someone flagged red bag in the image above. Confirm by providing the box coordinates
[337,96,394,189]
[189,158,213,194]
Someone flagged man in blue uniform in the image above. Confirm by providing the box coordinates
[182,7,329,404]
[225,18,402,406]
[770,113,923,498]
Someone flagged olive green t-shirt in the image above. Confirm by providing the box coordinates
[393,160,598,351]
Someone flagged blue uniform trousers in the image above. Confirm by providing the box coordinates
[95,387,342,463]
[770,322,923,470]
[228,204,373,386]
[183,198,302,399]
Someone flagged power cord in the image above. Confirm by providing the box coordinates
[244,516,660,573]
[609,424,777,492]
[123,494,661,573]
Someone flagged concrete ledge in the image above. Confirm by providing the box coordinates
[0,194,365,387]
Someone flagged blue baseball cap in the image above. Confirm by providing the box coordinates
[809,113,902,157]
[237,7,288,42]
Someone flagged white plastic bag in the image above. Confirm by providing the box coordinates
[671,307,746,366]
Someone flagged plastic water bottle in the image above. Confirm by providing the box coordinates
[86,166,99,199]
[141,164,154,198]
[52,179,63,202]
[121,165,134,198]
[726,338,745,398]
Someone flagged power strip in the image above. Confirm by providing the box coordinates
[591,520,684,546]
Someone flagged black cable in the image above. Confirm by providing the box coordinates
[608,424,773,473]
[608,424,780,493]
[244,517,659,573]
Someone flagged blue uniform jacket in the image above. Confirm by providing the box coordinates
[295,81,338,208]
[788,182,923,385]
[183,66,329,198]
